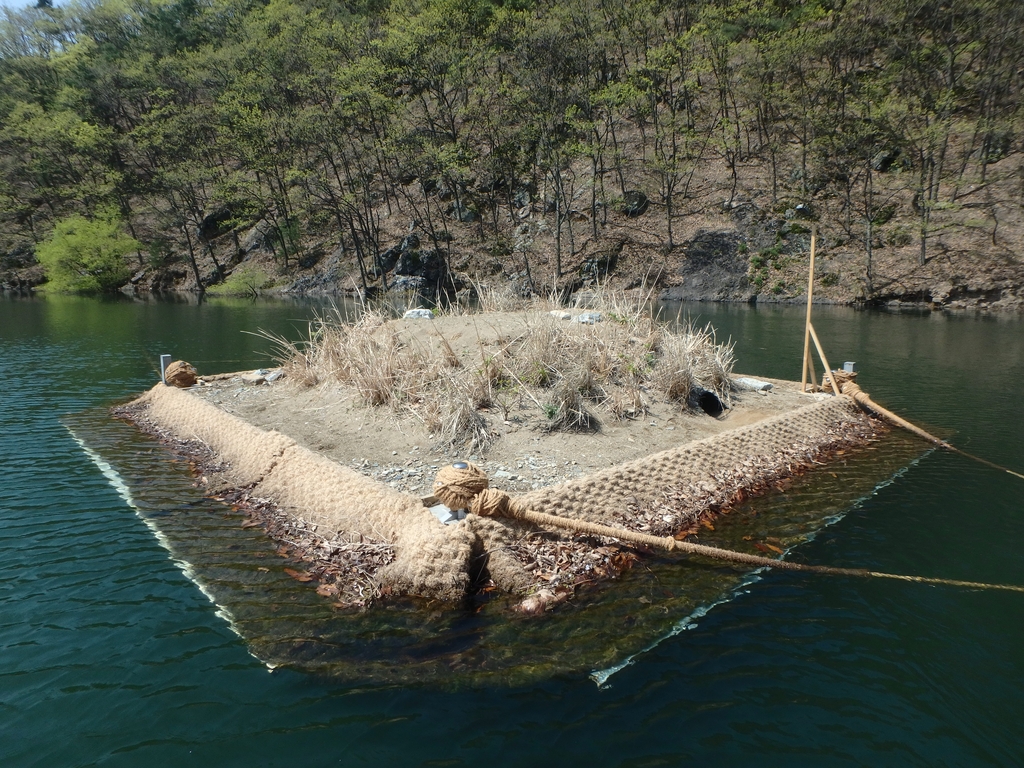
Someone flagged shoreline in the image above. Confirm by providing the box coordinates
[6,281,1022,316]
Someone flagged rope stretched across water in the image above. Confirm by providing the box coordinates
[840,381,1024,482]
[433,463,1024,595]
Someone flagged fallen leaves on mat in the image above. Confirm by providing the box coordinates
[515,588,571,615]
[284,567,313,582]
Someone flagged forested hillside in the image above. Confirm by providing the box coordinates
[2,0,1023,309]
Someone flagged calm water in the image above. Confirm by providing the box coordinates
[2,294,1022,766]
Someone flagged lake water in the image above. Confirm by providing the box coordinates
[2,293,1022,766]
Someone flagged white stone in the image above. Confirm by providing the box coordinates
[403,308,435,320]
[428,504,467,525]
[734,377,773,392]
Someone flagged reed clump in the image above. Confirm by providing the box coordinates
[270,293,735,451]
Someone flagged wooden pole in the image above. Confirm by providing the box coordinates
[801,226,817,392]
[451,490,1024,594]
[808,322,842,396]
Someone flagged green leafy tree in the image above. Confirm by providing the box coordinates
[36,209,139,292]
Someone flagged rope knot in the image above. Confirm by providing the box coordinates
[470,488,519,519]
[432,461,489,511]
[840,380,862,396]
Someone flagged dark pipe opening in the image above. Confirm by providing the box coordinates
[695,389,724,417]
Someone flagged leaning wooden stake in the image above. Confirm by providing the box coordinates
[808,322,842,396]
[804,305,1024,482]
[801,226,818,392]
[805,327,1023,482]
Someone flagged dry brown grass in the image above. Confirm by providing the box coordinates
[421,375,491,452]
[269,293,736,451]
[652,321,735,405]
[544,373,598,432]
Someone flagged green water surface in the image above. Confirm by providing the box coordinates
[2,293,1022,766]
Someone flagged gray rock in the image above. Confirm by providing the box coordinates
[512,186,532,208]
[572,311,603,324]
[436,181,456,202]
[621,190,649,217]
[374,246,402,275]
[428,503,467,525]
[794,202,815,219]
[872,148,901,173]
[449,201,477,223]
[240,220,275,253]
[395,248,445,281]
[734,377,773,392]
[297,248,324,270]
[403,308,435,320]
[391,275,426,292]
[197,207,236,242]
[579,243,622,281]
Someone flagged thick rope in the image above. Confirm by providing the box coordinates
[841,381,1024,482]
[432,466,1024,595]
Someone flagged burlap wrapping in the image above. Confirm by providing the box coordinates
[138,385,472,600]
[164,360,198,388]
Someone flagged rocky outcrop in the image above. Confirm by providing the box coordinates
[240,220,276,253]
[662,229,752,302]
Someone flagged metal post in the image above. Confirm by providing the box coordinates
[160,354,172,385]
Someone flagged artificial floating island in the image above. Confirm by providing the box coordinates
[116,306,891,617]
